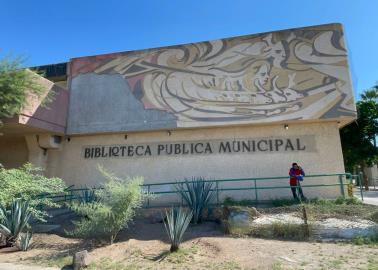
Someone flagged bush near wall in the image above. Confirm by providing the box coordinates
[0,163,66,221]
[68,166,150,244]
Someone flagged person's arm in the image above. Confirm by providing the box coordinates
[301,168,305,176]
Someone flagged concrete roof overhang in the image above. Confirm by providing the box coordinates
[0,70,68,137]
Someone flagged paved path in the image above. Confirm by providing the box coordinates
[0,263,60,270]
[354,189,378,206]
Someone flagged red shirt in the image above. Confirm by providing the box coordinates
[289,168,303,185]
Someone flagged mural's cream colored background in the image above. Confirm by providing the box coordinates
[68,23,356,135]
[46,121,345,203]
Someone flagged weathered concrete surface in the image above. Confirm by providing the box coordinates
[355,190,378,206]
[67,73,177,134]
[0,263,59,270]
[251,213,378,239]
[313,218,377,239]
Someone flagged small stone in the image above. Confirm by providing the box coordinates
[222,206,261,234]
[279,256,297,263]
[73,250,90,270]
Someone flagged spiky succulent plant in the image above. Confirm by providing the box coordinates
[163,207,193,252]
[0,199,32,247]
[175,177,214,224]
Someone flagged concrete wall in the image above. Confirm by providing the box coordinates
[67,23,356,135]
[0,137,28,168]
[48,121,345,204]
[6,71,69,134]
[364,165,378,185]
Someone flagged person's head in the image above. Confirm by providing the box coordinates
[253,63,270,86]
[241,60,271,91]
[292,162,299,169]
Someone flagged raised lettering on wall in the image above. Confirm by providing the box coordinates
[82,136,316,159]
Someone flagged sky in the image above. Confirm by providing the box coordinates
[1,0,377,97]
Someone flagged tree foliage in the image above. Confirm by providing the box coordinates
[0,163,67,221]
[68,166,149,244]
[340,86,378,171]
[0,56,45,123]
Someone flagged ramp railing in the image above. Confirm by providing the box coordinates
[41,173,358,207]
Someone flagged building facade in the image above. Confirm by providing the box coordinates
[0,23,357,202]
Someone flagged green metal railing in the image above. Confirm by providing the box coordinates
[42,172,362,207]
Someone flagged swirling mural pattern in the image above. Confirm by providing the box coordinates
[72,24,356,128]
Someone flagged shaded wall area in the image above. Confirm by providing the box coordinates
[0,136,28,168]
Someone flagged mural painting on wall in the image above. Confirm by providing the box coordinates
[71,24,356,127]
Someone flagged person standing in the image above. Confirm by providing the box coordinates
[289,162,306,200]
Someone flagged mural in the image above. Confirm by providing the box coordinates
[70,23,356,129]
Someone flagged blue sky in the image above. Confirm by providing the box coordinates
[1,0,377,97]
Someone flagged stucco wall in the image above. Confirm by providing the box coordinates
[364,165,378,185]
[0,137,28,168]
[48,121,345,204]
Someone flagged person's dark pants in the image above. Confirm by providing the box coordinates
[290,181,305,200]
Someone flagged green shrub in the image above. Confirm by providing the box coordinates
[164,207,193,252]
[352,234,378,246]
[334,196,362,205]
[223,197,256,207]
[271,198,299,207]
[0,199,32,247]
[68,166,149,244]
[0,163,66,221]
[175,177,214,224]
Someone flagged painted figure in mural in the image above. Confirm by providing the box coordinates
[289,162,306,201]
[87,25,355,127]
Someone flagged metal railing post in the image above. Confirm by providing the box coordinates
[338,175,345,198]
[147,185,151,208]
[359,172,364,201]
[254,179,258,203]
[181,185,184,206]
[216,181,219,206]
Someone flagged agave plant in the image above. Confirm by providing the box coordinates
[175,177,214,224]
[18,231,33,251]
[0,199,32,247]
[78,188,98,204]
[163,207,193,252]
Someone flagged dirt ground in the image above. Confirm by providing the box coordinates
[0,218,377,270]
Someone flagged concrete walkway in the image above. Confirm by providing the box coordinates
[0,263,60,270]
[354,189,378,206]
